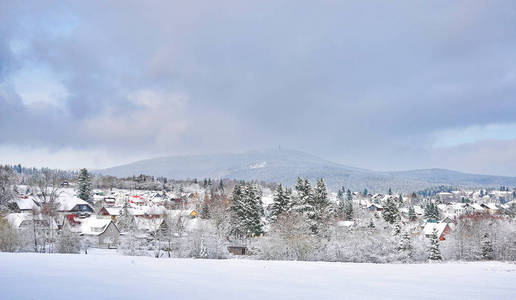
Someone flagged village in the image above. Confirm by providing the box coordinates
[2,168,515,262]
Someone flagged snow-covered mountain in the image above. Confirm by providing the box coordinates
[99,149,516,192]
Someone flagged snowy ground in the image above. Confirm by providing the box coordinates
[1,252,515,300]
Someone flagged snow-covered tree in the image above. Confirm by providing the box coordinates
[77,168,92,202]
[230,184,264,238]
[481,233,494,260]
[117,200,134,232]
[199,238,209,258]
[424,202,439,221]
[408,206,417,221]
[392,221,402,236]
[0,165,16,211]
[269,184,291,222]
[382,197,399,224]
[344,200,353,221]
[397,230,414,260]
[292,177,312,213]
[428,228,442,261]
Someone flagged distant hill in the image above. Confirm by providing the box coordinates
[99,149,516,192]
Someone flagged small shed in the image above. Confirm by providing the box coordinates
[228,246,248,256]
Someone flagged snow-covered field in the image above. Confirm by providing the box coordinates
[1,252,515,300]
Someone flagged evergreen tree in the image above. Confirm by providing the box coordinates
[199,238,209,258]
[77,168,92,202]
[428,228,442,261]
[230,184,264,238]
[346,189,352,201]
[117,200,134,232]
[368,219,375,230]
[382,197,399,224]
[424,202,440,221]
[344,200,353,221]
[398,230,414,259]
[200,199,210,219]
[269,184,291,222]
[310,178,330,234]
[388,188,393,195]
[337,189,344,201]
[392,221,402,236]
[362,188,368,196]
[408,206,417,221]
[292,177,312,213]
[481,233,494,260]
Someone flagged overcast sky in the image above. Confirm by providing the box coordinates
[1,1,516,175]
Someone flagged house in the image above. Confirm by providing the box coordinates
[423,222,450,241]
[480,203,499,214]
[437,192,455,203]
[56,192,95,218]
[98,207,121,222]
[79,218,120,248]
[6,213,58,241]
[9,196,41,213]
[367,203,383,212]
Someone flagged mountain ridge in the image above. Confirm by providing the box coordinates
[98,149,516,192]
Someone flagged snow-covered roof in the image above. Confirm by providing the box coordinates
[6,213,30,228]
[482,203,499,210]
[56,191,92,211]
[14,196,40,210]
[337,221,355,227]
[134,217,164,232]
[423,222,448,237]
[103,207,121,216]
[80,217,117,236]
[470,203,485,211]
[413,206,424,215]
[6,213,58,230]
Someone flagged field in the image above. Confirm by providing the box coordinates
[1,252,515,299]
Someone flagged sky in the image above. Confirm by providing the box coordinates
[1,1,516,176]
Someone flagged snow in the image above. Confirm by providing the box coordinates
[1,253,515,300]
[423,222,448,236]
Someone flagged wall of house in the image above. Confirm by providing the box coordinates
[98,222,120,248]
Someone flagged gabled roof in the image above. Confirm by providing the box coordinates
[80,217,119,236]
[101,207,121,216]
[423,222,449,237]
[56,191,93,212]
[14,196,40,210]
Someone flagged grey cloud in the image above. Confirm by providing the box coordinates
[1,1,516,174]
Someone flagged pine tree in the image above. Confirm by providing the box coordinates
[344,200,353,221]
[388,188,392,195]
[382,197,399,224]
[200,199,210,219]
[292,177,312,213]
[408,206,417,221]
[77,168,92,202]
[269,184,291,222]
[428,228,442,261]
[392,221,402,236]
[230,184,264,238]
[117,200,134,232]
[481,233,494,260]
[368,219,375,230]
[346,189,352,201]
[199,238,209,258]
[398,230,414,259]
[424,202,440,221]
[310,178,330,234]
